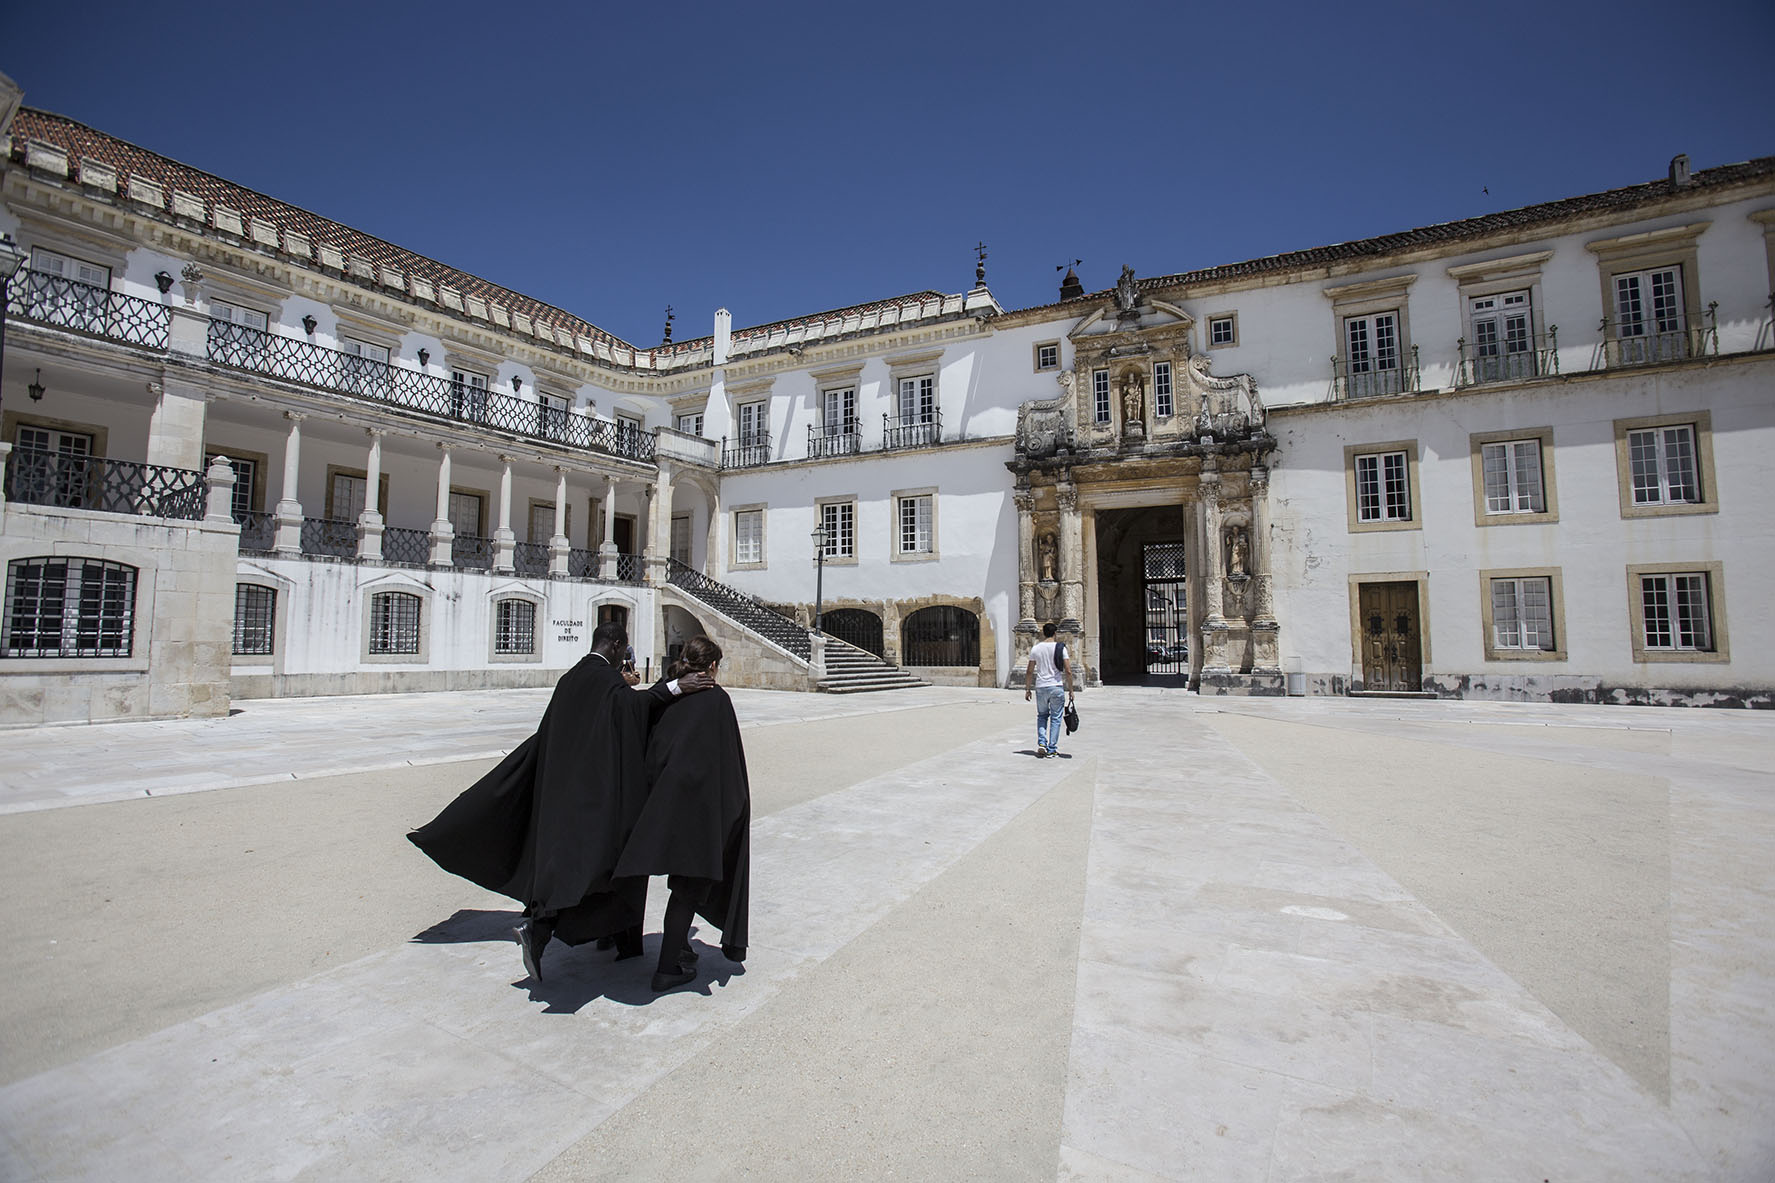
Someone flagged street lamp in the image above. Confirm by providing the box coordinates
[0,232,29,417]
[811,522,829,634]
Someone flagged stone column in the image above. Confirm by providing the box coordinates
[550,467,570,576]
[645,461,673,585]
[1249,464,1280,674]
[599,474,619,581]
[145,379,208,471]
[1013,485,1037,627]
[429,445,455,567]
[357,429,384,561]
[1198,468,1231,675]
[493,456,516,572]
[273,412,305,555]
[1057,478,1084,632]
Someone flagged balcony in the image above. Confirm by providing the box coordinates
[808,422,862,459]
[1596,306,1718,370]
[883,410,941,450]
[722,436,771,469]
[5,270,171,350]
[1330,345,1421,401]
[300,517,356,558]
[3,447,205,519]
[1456,329,1559,388]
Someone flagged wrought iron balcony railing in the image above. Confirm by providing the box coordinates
[3,447,205,520]
[1596,305,1718,369]
[1330,345,1421,401]
[5,270,172,350]
[666,556,811,660]
[513,541,551,576]
[808,423,862,459]
[883,410,941,450]
[237,510,277,552]
[616,552,645,584]
[1455,329,1560,388]
[204,321,656,462]
[382,526,431,565]
[721,436,771,469]
[300,517,356,558]
[568,547,600,578]
[451,533,494,570]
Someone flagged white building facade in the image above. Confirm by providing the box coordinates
[2,73,1769,724]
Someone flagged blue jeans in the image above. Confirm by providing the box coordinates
[1035,685,1066,752]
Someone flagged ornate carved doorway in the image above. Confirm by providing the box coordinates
[1357,581,1422,692]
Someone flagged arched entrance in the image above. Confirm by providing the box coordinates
[902,605,979,667]
[662,604,706,668]
[823,607,884,657]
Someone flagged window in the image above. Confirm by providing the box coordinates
[537,391,570,440]
[676,412,704,436]
[1476,571,1562,653]
[1614,412,1717,518]
[448,491,486,538]
[1612,267,1686,365]
[15,426,95,508]
[528,502,566,545]
[897,376,935,424]
[26,247,111,331]
[1153,362,1174,418]
[1208,314,1237,348]
[3,558,135,658]
[340,337,390,396]
[1092,369,1111,424]
[897,493,934,557]
[671,514,692,565]
[1344,311,1403,396]
[494,599,536,655]
[1034,341,1059,371]
[733,507,764,567]
[736,401,767,445]
[1639,572,1711,651]
[1355,450,1410,523]
[233,584,276,656]
[823,387,857,435]
[1483,439,1544,514]
[30,247,110,289]
[369,591,422,655]
[819,500,855,559]
[1467,291,1537,383]
[1587,222,1706,369]
[450,369,488,421]
[209,299,269,331]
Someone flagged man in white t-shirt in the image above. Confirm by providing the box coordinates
[1023,621,1075,758]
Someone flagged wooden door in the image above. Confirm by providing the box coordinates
[1359,581,1422,692]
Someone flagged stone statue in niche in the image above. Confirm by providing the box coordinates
[1120,371,1145,438]
[1038,532,1058,582]
[1225,526,1248,577]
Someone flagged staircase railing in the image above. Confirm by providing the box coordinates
[665,557,812,660]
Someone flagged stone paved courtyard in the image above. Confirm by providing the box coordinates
[1,686,1771,1181]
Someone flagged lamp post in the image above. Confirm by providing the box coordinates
[811,522,829,635]
[0,232,29,416]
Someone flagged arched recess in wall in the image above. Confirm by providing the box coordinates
[901,605,979,666]
[662,603,707,667]
[823,608,884,657]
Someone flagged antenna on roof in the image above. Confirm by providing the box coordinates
[662,305,674,344]
[974,241,988,287]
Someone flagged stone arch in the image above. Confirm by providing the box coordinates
[901,604,980,668]
[823,607,884,657]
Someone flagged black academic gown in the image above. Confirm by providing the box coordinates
[614,685,751,952]
[408,655,673,945]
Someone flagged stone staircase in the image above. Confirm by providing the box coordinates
[818,636,928,694]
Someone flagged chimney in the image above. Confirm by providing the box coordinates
[1059,266,1085,301]
[1669,154,1691,189]
[713,308,731,366]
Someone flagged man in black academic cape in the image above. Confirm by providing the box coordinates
[408,621,712,982]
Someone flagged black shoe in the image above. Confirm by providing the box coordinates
[721,944,746,963]
[514,922,545,983]
[679,946,700,966]
[651,966,698,992]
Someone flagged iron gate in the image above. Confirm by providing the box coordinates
[1144,542,1188,675]
[822,608,884,657]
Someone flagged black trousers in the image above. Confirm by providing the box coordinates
[658,875,715,973]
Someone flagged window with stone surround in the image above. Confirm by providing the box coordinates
[893,489,937,560]
[1092,369,1111,423]
[2,557,136,658]
[731,506,765,569]
[818,498,856,562]
[233,583,276,656]
[1207,313,1237,348]
[1613,411,1717,519]
[368,591,422,656]
[494,599,536,656]
[1480,569,1565,661]
[1034,341,1059,371]
[1628,562,1727,663]
[1587,222,1708,368]
[1153,361,1174,418]
[1344,440,1421,532]
[1466,427,1559,528]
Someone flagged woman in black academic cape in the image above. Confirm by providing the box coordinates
[615,635,751,992]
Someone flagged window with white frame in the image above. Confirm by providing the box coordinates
[1092,369,1111,423]
[328,471,369,521]
[448,491,486,539]
[736,401,767,445]
[340,337,391,395]
[897,375,935,423]
[536,391,570,440]
[1208,315,1236,347]
[1354,450,1411,523]
[209,298,269,331]
[676,411,704,436]
[1639,571,1713,652]
[820,501,855,559]
[450,368,489,421]
[1153,361,1174,418]
[16,426,95,508]
[1490,576,1555,652]
[1628,423,1700,506]
[494,599,536,655]
[897,494,934,556]
[1344,311,1401,394]
[1612,266,1686,363]
[734,508,763,565]
[822,387,857,436]
[369,591,422,655]
[29,247,110,290]
[2,557,135,658]
[233,584,276,656]
[1467,291,1536,383]
[1482,439,1545,514]
[1034,342,1059,371]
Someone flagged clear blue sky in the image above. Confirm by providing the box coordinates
[5,1,1771,346]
